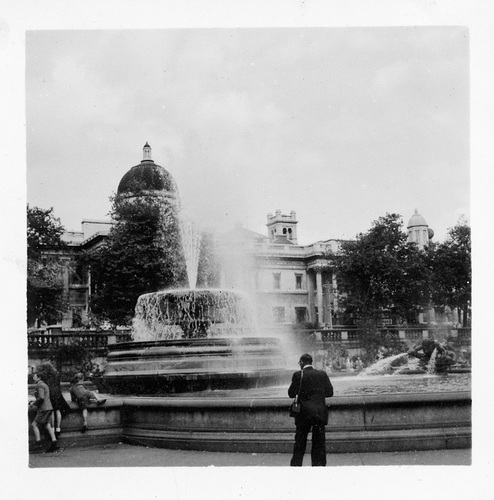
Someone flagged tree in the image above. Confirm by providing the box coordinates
[27,205,68,327]
[49,341,94,380]
[429,220,471,326]
[87,193,188,327]
[333,213,431,326]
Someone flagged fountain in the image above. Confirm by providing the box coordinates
[86,144,470,454]
[101,141,294,396]
[178,214,201,289]
[98,283,470,453]
[103,288,291,395]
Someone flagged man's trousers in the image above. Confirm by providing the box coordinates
[290,420,326,466]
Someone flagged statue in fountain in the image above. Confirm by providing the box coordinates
[407,338,456,372]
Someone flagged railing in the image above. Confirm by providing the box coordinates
[27,326,471,356]
[28,330,132,352]
[314,326,471,347]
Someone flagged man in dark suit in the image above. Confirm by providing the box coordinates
[288,353,334,466]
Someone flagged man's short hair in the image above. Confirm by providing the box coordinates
[299,353,313,365]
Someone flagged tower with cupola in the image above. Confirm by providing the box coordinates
[407,209,434,249]
[266,210,299,244]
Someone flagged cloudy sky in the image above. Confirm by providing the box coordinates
[26,27,469,244]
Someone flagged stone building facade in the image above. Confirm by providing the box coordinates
[46,143,435,329]
[215,222,342,328]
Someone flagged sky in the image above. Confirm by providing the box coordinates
[26,27,470,244]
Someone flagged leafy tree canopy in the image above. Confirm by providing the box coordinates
[27,205,67,327]
[87,194,188,327]
[27,205,66,258]
[428,219,471,325]
[333,213,431,325]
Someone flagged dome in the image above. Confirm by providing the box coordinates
[117,143,178,196]
[407,209,428,228]
[117,162,177,194]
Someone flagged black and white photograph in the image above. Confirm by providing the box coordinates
[2,1,493,499]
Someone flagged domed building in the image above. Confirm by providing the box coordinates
[50,144,443,330]
[56,143,188,329]
[117,142,181,208]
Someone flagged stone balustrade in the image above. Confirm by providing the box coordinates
[28,330,132,354]
[315,327,471,348]
[27,327,471,355]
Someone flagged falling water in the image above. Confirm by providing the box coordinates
[427,348,438,374]
[359,352,408,376]
[131,288,257,341]
[393,356,421,374]
[178,215,202,289]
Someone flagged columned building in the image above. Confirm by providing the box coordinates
[216,214,342,328]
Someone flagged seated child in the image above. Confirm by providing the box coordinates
[69,372,107,433]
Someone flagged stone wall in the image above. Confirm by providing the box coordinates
[28,392,471,454]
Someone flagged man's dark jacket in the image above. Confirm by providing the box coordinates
[288,366,333,425]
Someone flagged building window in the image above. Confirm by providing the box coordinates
[295,307,306,324]
[273,273,281,289]
[295,273,302,289]
[273,307,285,323]
[69,261,87,285]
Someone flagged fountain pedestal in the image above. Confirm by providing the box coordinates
[103,337,291,395]
[102,288,291,395]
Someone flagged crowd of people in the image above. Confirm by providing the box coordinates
[319,354,367,373]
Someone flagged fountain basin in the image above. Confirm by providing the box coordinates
[103,337,291,394]
[29,391,470,454]
[394,367,471,375]
[120,391,470,453]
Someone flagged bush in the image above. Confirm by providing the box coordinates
[49,341,95,381]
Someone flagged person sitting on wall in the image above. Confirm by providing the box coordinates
[69,373,107,433]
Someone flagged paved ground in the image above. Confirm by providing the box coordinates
[28,442,471,467]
